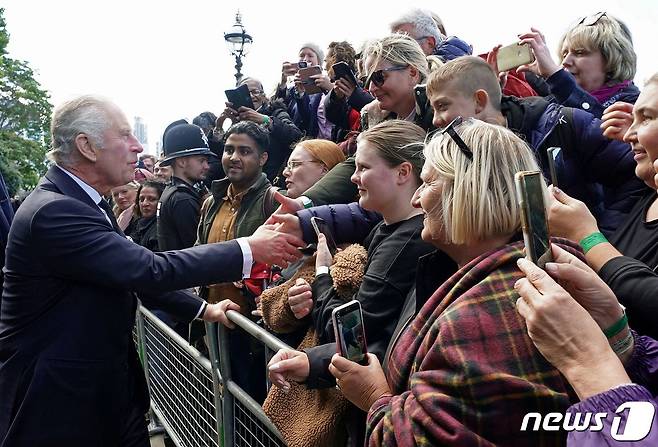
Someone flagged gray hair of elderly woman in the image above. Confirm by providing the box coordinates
[47,95,115,166]
[423,119,543,245]
[557,13,637,84]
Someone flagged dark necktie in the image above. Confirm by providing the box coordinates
[97,198,125,236]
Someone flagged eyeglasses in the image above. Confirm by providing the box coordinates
[578,11,606,26]
[284,160,323,171]
[248,89,264,96]
[439,116,473,160]
[366,65,408,88]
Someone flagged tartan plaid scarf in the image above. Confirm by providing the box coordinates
[367,241,582,446]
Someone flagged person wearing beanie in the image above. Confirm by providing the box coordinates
[275,43,343,141]
[299,42,324,66]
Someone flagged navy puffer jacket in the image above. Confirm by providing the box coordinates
[502,96,648,235]
[433,36,472,62]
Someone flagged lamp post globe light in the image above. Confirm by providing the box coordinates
[224,11,253,86]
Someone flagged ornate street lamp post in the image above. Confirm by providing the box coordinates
[223,11,253,86]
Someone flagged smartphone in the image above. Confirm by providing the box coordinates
[310,216,338,255]
[331,61,358,86]
[514,171,553,268]
[224,84,254,110]
[496,42,535,72]
[547,147,561,188]
[331,300,368,365]
[298,65,323,95]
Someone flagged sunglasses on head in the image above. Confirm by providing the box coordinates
[439,116,473,160]
[578,11,607,26]
[366,65,408,88]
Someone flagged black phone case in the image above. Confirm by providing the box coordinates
[225,84,254,110]
[332,62,358,85]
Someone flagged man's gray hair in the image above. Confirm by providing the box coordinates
[390,9,444,45]
[47,95,114,166]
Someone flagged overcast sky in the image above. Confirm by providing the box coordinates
[3,0,657,154]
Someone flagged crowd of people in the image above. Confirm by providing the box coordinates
[2,7,658,447]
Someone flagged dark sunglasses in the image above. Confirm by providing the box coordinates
[578,11,606,26]
[366,65,408,88]
[439,116,473,160]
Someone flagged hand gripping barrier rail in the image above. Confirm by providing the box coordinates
[135,306,289,447]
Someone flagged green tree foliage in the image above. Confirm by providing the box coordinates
[0,7,52,195]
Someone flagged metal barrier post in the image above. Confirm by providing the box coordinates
[216,310,289,446]
[135,308,158,428]
[205,321,227,447]
[217,322,235,447]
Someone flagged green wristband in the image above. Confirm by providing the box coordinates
[579,232,607,253]
[603,312,628,339]
[262,115,271,127]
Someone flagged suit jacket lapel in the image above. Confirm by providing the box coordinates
[43,166,116,232]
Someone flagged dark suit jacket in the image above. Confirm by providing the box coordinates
[0,166,246,446]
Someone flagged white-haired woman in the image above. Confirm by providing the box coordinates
[518,12,638,118]
[328,119,576,446]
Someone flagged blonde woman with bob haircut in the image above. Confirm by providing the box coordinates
[327,119,579,446]
[518,12,639,118]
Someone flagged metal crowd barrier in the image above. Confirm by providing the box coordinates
[134,305,289,447]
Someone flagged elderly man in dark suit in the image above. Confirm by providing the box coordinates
[0,95,303,447]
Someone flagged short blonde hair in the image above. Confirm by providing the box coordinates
[423,119,542,244]
[558,14,636,84]
[362,34,429,83]
[426,56,501,111]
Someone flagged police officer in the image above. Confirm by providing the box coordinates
[157,121,216,251]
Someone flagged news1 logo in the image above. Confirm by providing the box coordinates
[521,401,655,441]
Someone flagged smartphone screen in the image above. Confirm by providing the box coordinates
[310,217,338,255]
[515,171,552,268]
[547,147,561,188]
[332,300,367,365]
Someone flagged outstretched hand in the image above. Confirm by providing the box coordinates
[271,190,304,215]
[247,224,304,267]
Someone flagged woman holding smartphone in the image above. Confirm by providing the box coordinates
[549,75,658,340]
[314,119,580,446]
[267,120,434,445]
